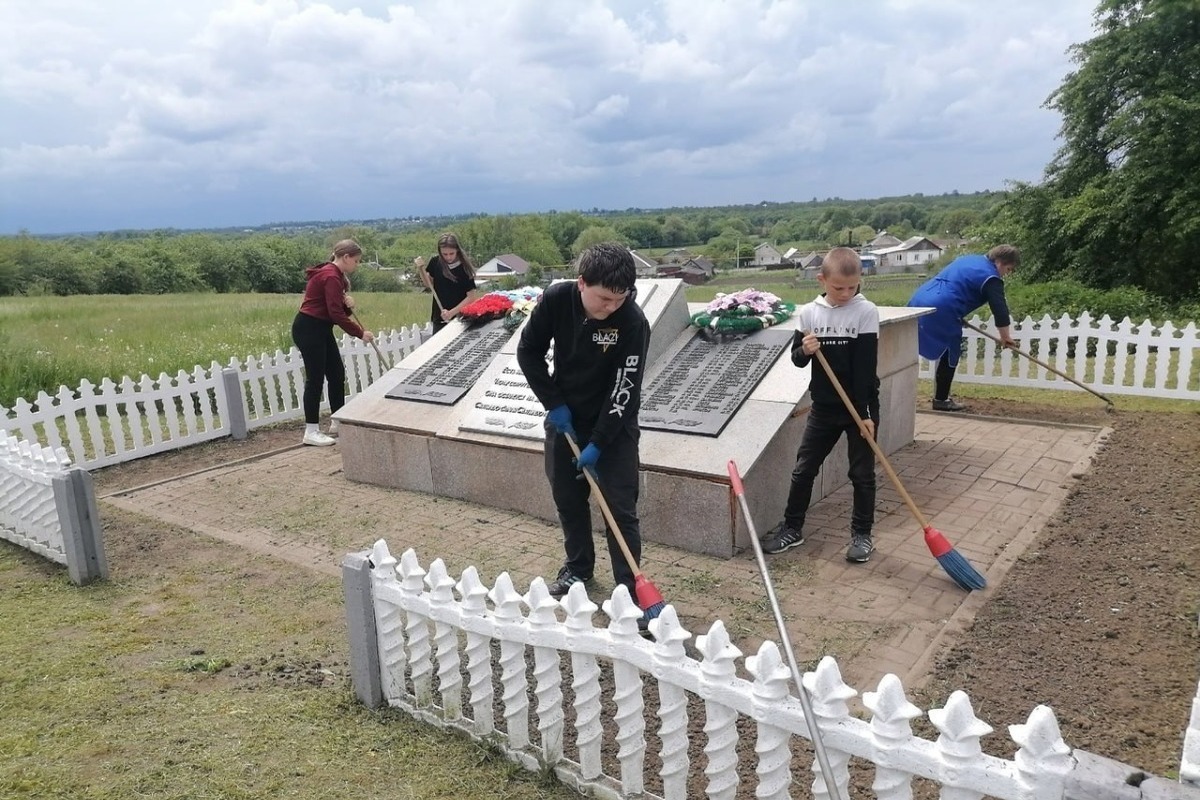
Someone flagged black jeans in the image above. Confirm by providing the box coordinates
[291,312,346,424]
[543,424,641,598]
[935,353,956,401]
[782,405,876,537]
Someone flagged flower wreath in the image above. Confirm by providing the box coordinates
[458,286,544,331]
[689,288,794,334]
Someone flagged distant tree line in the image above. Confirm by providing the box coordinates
[0,192,1000,298]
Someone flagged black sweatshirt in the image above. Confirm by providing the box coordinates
[791,293,881,421]
[516,281,650,447]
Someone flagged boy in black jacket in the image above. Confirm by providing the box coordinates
[763,247,881,563]
[517,243,650,602]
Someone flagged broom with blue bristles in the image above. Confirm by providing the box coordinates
[564,433,667,619]
[814,349,987,591]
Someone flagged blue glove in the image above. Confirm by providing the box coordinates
[573,443,601,479]
[546,404,574,438]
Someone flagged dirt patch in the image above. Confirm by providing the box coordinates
[93,423,302,496]
[89,405,1200,788]
[913,399,1200,780]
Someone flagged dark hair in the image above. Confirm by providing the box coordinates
[331,239,363,259]
[987,244,1020,268]
[436,232,476,279]
[577,242,636,293]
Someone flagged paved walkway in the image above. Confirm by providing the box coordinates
[102,412,1107,694]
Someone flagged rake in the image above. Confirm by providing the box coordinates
[961,319,1115,411]
[728,459,845,800]
[350,311,393,371]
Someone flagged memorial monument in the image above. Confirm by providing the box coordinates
[335,278,928,557]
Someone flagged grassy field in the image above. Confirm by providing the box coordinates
[686,269,925,307]
[0,507,575,800]
[0,293,431,408]
[1,279,916,408]
[4,273,1186,410]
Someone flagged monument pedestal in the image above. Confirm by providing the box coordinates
[336,280,928,558]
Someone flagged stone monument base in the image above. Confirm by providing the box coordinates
[336,281,927,558]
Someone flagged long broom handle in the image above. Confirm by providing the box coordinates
[728,461,844,800]
[413,256,448,313]
[812,348,934,531]
[350,312,393,370]
[961,319,1115,407]
[564,432,643,576]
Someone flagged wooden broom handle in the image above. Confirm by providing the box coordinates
[812,348,933,530]
[563,433,642,575]
[413,256,447,313]
[961,319,1114,406]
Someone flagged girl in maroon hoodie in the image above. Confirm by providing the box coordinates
[291,239,375,446]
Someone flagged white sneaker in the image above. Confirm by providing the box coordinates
[302,431,336,447]
[327,419,340,436]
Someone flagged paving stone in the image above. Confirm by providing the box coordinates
[101,412,1105,693]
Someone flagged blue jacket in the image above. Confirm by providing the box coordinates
[908,254,1008,365]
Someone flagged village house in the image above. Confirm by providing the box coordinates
[751,242,786,268]
[869,236,943,274]
[629,250,659,278]
[656,256,714,285]
[865,231,903,250]
[659,248,695,265]
[475,253,531,281]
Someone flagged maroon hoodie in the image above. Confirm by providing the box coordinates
[297,262,364,338]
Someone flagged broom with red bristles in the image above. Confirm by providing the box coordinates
[813,348,986,591]
[564,433,668,619]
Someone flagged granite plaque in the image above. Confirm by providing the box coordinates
[457,358,549,440]
[385,320,511,405]
[639,327,793,436]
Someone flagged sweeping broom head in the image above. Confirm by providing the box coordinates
[923,525,953,558]
[924,526,988,591]
[634,574,666,619]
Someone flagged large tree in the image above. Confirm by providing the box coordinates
[1001,0,1200,298]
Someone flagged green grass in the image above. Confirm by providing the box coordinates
[685,269,926,307]
[917,378,1199,413]
[0,510,576,800]
[0,293,430,408]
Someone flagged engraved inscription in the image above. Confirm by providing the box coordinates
[458,358,551,441]
[385,320,511,405]
[639,328,791,436]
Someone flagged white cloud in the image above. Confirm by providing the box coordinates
[0,0,1098,233]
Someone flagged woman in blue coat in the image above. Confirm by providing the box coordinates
[908,244,1020,411]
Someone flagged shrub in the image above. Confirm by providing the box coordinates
[1007,279,1165,323]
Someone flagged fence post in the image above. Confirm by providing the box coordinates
[54,468,107,585]
[221,368,248,441]
[343,550,383,708]
[1063,750,1146,800]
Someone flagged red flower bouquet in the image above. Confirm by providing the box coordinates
[458,293,515,323]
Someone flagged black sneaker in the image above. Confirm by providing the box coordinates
[761,521,805,554]
[547,567,590,599]
[637,615,655,641]
[846,535,875,563]
[932,398,967,412]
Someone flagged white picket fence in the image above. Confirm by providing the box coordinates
[1,312,1195,474]
[922,312,1200,400]
[0,323,429,470]
[0,433,71,564]
[0,432,106,583]
[343,541,1199,799]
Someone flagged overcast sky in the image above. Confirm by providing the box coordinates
[0,0,1098,235]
